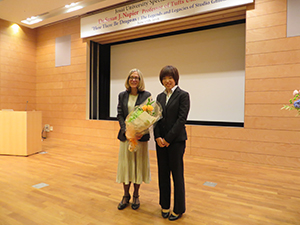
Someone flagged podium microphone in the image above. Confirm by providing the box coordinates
[25,101,28,111]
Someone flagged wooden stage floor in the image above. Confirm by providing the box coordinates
[0,139,300,225]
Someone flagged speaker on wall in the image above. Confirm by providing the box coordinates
[55,35,71,67]
[287,0,300,37]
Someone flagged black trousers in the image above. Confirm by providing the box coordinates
[156,141,186,214]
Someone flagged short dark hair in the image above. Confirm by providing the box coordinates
[159,65,179,85]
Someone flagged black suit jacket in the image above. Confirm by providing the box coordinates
[154,87,190,144]
[117,90,151,142]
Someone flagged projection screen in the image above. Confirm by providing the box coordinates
[110,23,245,123]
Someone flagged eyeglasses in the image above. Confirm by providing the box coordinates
[129,76,140,81]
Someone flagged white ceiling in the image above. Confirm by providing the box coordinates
[0,0,130,29]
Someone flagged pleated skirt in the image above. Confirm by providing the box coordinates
[116,140,151,184]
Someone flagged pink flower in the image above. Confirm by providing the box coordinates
[293,90,299,96]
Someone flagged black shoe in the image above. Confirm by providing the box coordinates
[118,195,131,210]
[169,213,182,221]
[131,195,140,210]
[161,210,170,218]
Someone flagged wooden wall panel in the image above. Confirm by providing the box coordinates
[247,50,300,67]
[191,136,300,157]
[246,77,300,91]
[246,0,286,17]
[246,11,286,30]
[36,18,115,147]
[244,117,300,130]
[0,28,1,110]
[0,19,36,111]
[190,125,300,145]
[246,25,286,42]
[245,104,295,117]
[246,91,288,104]
[242,0,300,168]
[246,64,300,79]
[246,37,300,55]
[190,147,300,168]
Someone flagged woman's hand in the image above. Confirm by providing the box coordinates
[156,137,166,147]
[136,133,143,140]
[163,139,170,147]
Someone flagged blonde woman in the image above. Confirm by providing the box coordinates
[116,68,151,210]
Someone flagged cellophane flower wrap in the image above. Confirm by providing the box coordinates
[281,89,300,115]
[125,97,162,152]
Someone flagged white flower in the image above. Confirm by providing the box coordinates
[293,90,299,96]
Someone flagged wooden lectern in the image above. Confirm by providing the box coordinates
[0,111,42,156]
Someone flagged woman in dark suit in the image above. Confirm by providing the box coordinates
[116,68,151,210]
[154,65,190,221]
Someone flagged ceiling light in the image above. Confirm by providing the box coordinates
[65,2,79,8]
[11,24,20,34]
[66,5,83,13]
[21,16,43,25]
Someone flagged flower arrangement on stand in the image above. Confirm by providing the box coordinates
[125,97,162,152]
[281,90,300,115]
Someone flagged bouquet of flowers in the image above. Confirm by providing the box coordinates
[125,97,162,152]
[281,89,300,115]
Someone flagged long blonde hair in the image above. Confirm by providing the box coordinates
[125,68,145,92]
